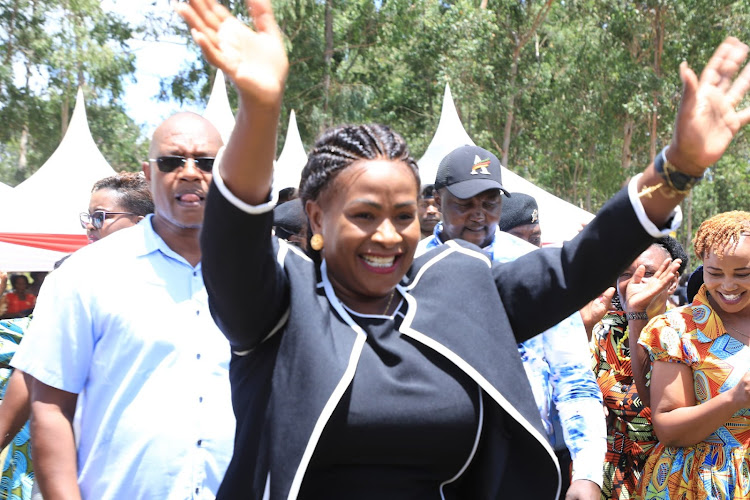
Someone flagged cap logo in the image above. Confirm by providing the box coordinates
[531,209,539,224]
[470,155,491,175]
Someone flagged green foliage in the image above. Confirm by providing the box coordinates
[0,0,145,186]
[155,0,750,253]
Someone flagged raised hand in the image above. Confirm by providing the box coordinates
[624,258,682,318]
[669,37,750,175]
[580,286,615,340]
[175,0,288,108]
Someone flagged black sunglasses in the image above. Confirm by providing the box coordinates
[79,210,137,230]
[148,155,215,173]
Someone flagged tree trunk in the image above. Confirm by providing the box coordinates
[501,49,519,168]
[650,5,664,161]
[322,0,333,120]
[622,114,634,169]
[17,55,33,174]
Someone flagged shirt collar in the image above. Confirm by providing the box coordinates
[426,222,537,263]
[135,214,201,270]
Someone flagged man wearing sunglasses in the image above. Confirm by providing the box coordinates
[12,112,236,499]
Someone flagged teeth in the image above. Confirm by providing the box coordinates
[363,255,395,268]
[721,292,741,301]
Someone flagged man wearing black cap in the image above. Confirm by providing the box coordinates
[416,145,605,500]
[499,192,543,247]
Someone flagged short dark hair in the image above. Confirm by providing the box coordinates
[92,171,154,217]
[10,274,28,288]
[653,236,689,276]
[421,184,436,199]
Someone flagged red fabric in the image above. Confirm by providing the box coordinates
[4,292,36,315]
[0,233,88,253]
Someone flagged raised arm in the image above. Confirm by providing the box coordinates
[176,0,288,204]
[637,37,750,225]
[623,258,682,408]
[178,0,292,350]
[497,37,750,341]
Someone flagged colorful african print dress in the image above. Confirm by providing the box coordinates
[638,286,750,499]
[0,318,33,500]
[591,312,656,499]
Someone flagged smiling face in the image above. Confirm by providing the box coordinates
[85,188,142,243]
[436,188,503,248]
[143,113,222,235]
[703,235,750,317]
[306,159,420,314]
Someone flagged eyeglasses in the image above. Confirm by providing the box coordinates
[148,155,215,173]
[79,210,137,230]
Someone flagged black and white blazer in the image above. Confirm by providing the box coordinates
[202,182,660,500]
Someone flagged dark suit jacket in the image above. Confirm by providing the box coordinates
[202,185,655,500]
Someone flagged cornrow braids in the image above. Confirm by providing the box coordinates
[693,211,750,260]
[92,171,155,217]
[298,124,419,206]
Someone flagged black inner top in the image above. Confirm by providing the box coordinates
[298,299,481,499]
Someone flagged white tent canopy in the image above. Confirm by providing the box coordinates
[273,110,308,193]
[0,88,116,270]
[203,71,235,145]
[418,84,593,245]
[418,84,474,188]
[0,182,11,194]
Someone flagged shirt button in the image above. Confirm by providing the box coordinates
[196,353,201,360]
[196,310,200,316]
[195,487,199,494]
[197,439,202,447]
[199,396,203,403]
[193,271,198,277]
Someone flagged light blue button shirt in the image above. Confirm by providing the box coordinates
[416,223,606,486]
[12,216,235,499]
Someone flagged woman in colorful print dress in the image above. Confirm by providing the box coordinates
[639,211,750,498]
[0,317,33,500]
[590,238,686,499]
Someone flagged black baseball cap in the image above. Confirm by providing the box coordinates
[434,145,510,199]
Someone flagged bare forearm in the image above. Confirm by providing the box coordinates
[653,391,739,447]
[0,370,30,449]
[28,376,81,499]
[30,404,81,499]
[219,100,282,204]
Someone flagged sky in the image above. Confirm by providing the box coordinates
[102,0,204,135]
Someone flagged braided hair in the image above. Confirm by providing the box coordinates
[693,211,750,260]
[298,124,420,260]
[299,124,419,205]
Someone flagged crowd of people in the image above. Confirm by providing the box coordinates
[1,0,750,499]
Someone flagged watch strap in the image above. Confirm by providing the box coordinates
[654,147,703,194]
[625,311,649,321]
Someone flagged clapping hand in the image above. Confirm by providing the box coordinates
[624,258,682,319]
[175,0,288,109]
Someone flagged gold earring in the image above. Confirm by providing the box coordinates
[310,234,324,251]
